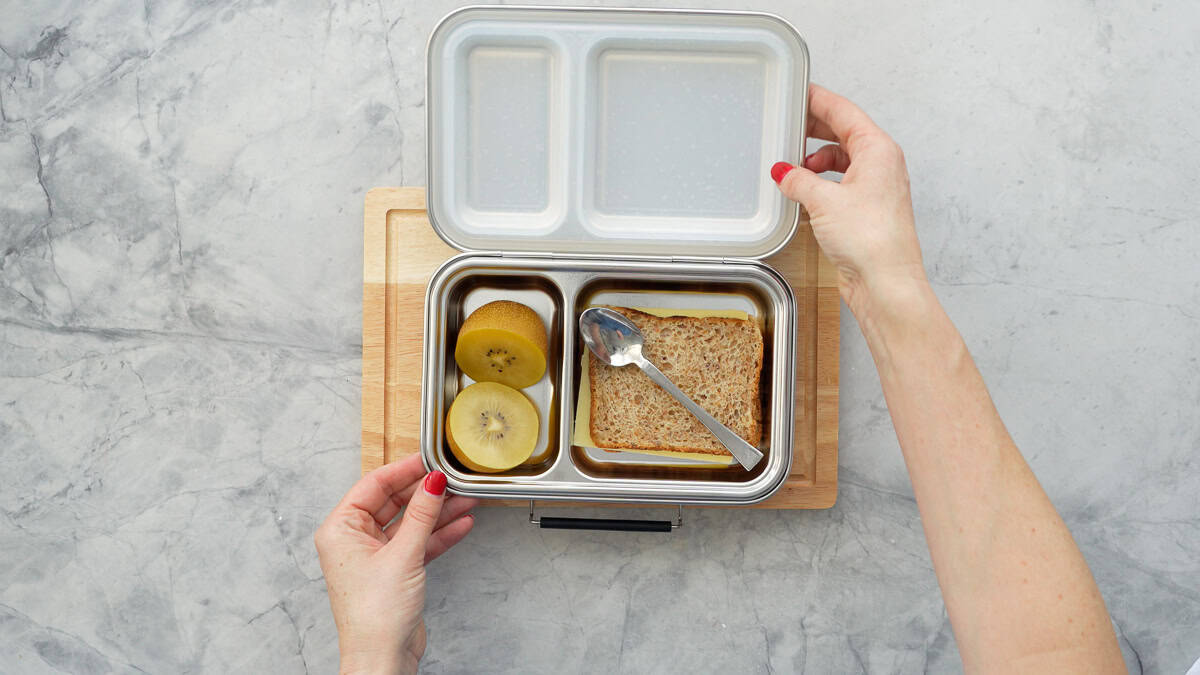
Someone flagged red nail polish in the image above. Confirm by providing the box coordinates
[770,161,795,184]
[424,470,446,496]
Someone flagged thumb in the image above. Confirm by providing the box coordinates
[386,470,447,565]
[770,161,831,211]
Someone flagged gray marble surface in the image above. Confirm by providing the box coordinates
[2,1,1197,673]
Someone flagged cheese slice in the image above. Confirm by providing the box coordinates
[572,306,751,467]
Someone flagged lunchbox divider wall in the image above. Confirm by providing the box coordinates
[554,270,583,480]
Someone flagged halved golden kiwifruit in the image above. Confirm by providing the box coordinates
[454,300,548,389]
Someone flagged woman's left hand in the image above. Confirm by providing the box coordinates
[314,453,478,675]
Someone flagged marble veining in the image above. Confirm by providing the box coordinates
[2,1,1198,673]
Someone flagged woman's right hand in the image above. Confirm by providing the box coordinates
[314,454,477,675]
[771,84,927,320]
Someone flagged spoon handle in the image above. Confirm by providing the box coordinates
[635,357,765,470]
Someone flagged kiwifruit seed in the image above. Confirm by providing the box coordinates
[485,347,517,373]
[477,410,509,440]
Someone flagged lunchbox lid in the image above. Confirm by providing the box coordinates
[426,6,809,259]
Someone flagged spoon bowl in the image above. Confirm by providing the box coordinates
[579,307,646,367]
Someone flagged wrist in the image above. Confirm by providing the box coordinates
[845,270,937,330]
[849,274,948,363]
[339,646,410,675]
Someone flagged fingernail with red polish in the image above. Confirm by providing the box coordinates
[770,161,795,184]
[424,470,446,496]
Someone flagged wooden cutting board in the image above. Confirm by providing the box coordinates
[362,187,839,509]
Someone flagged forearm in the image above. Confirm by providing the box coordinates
[854,279,1122,672]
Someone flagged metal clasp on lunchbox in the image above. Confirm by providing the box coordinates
[528,501,683,533]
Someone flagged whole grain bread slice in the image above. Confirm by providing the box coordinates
[588,307,763,454]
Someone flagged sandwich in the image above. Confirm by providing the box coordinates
[587,307,763,456]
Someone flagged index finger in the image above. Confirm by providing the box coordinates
[807,83,884,153]
[335,453,428,525]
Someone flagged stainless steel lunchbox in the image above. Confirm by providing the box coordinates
[419,6,810,513]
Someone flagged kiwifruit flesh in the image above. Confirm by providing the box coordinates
[445,382,538,473]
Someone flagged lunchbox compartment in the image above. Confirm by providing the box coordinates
[582,36,786,238]
[444,34,567,233]
[570,276,778,482]
[433,268,565,477]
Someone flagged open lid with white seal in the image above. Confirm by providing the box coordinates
[426,7,809,259]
